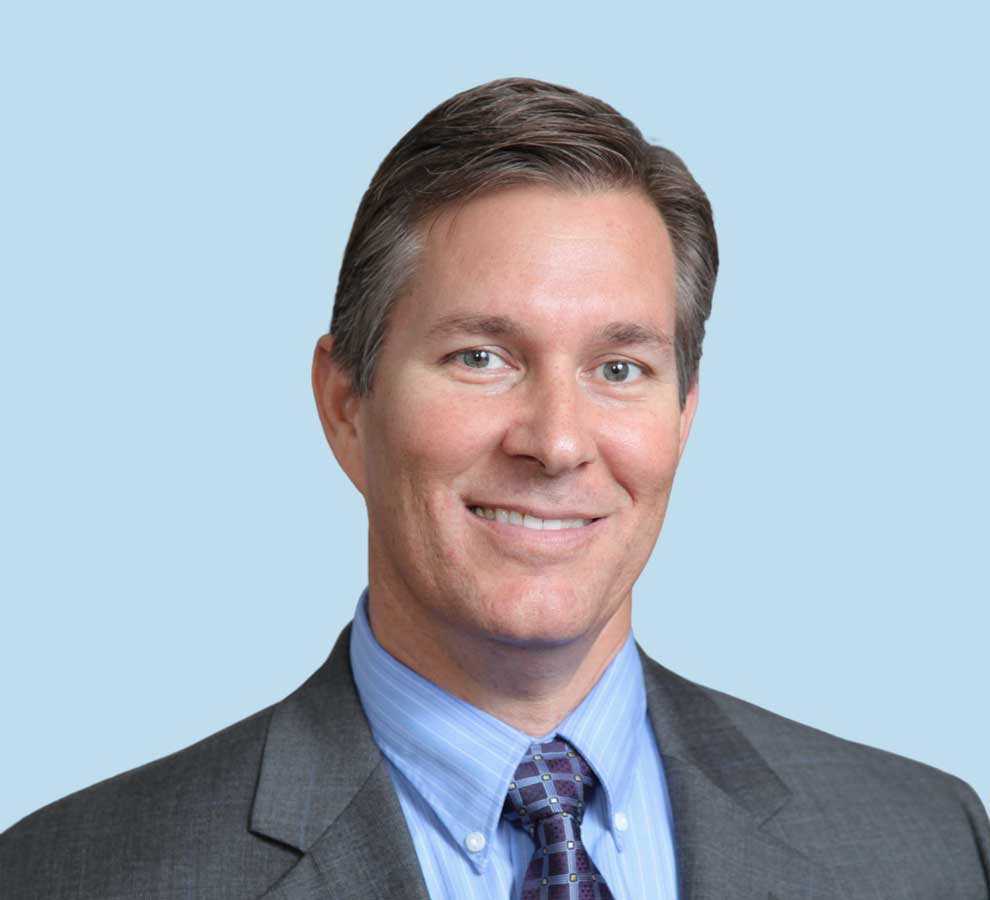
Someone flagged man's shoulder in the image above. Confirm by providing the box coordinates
[5,702,274,832]
[1,627,365,900]
[0,703,295,900]
[648,659,989,880]
[643,653,975,790]
[705,677,980,803]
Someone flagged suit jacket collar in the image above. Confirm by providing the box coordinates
[249,625,837,899]
[639,649,840,899]
[638,649,791,824]
[251,624,430,900]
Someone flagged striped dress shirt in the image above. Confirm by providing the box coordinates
[349,590,680,899]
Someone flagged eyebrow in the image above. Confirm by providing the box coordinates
[597,320,673,351]
[427,314,525,342]
[426,313,673,351]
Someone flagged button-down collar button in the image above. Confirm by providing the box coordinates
[613,811,629,832]
[464,831,486,853]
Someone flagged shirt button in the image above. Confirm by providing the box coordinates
[613,811,629,832]
[464,831,486,853]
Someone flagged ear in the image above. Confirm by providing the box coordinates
[677,377,699,460]
[312,334,368,496]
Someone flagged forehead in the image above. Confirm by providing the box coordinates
[395,185,678,336]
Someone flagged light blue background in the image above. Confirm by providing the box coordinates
[2,2,987,831]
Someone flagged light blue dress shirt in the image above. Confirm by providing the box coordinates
[349,590,680,899]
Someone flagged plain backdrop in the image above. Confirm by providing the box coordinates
[2,2,987,832]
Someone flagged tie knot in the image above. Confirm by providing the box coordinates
[503,739,597,834]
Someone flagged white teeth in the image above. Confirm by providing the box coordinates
[470,506,592,530]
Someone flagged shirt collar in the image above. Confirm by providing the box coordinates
[349,589,647,870]
[552,622,647,852]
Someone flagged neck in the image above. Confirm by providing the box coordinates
[367,587,632,738]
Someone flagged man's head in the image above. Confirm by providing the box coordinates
[314,78,717,661]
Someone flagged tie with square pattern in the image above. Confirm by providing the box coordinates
[503,738,615,900]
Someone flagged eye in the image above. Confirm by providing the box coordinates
[598,360,644,383]
[454,349,511,370]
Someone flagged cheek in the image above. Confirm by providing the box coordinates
[600,409,683,501]
[368,383,500,500]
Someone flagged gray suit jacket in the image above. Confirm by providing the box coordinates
[2,624,988,899]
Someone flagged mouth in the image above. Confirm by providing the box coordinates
[466,504,602,531]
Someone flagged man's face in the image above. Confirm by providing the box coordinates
[326,185,696,650]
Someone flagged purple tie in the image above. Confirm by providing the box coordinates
[503,738,615,900]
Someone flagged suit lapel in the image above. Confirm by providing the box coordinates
[259,761,430,900]
[251,625,430,900]
[640,651,840,900]
[304,762,431,899]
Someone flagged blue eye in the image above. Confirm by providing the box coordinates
[456,349,510,369]
[599,360,643,383]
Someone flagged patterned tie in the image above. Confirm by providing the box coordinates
[503,738,615,900]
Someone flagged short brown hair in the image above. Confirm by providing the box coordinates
[329,77,718,408]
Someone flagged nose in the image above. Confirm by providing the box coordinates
[500,367,598,476]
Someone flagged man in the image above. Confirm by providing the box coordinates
[2,78,987,900]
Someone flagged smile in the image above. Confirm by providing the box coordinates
[468,505,597,530]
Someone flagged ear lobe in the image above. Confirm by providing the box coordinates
[312,334,368,495]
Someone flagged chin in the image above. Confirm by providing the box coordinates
[466,579,611,648]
